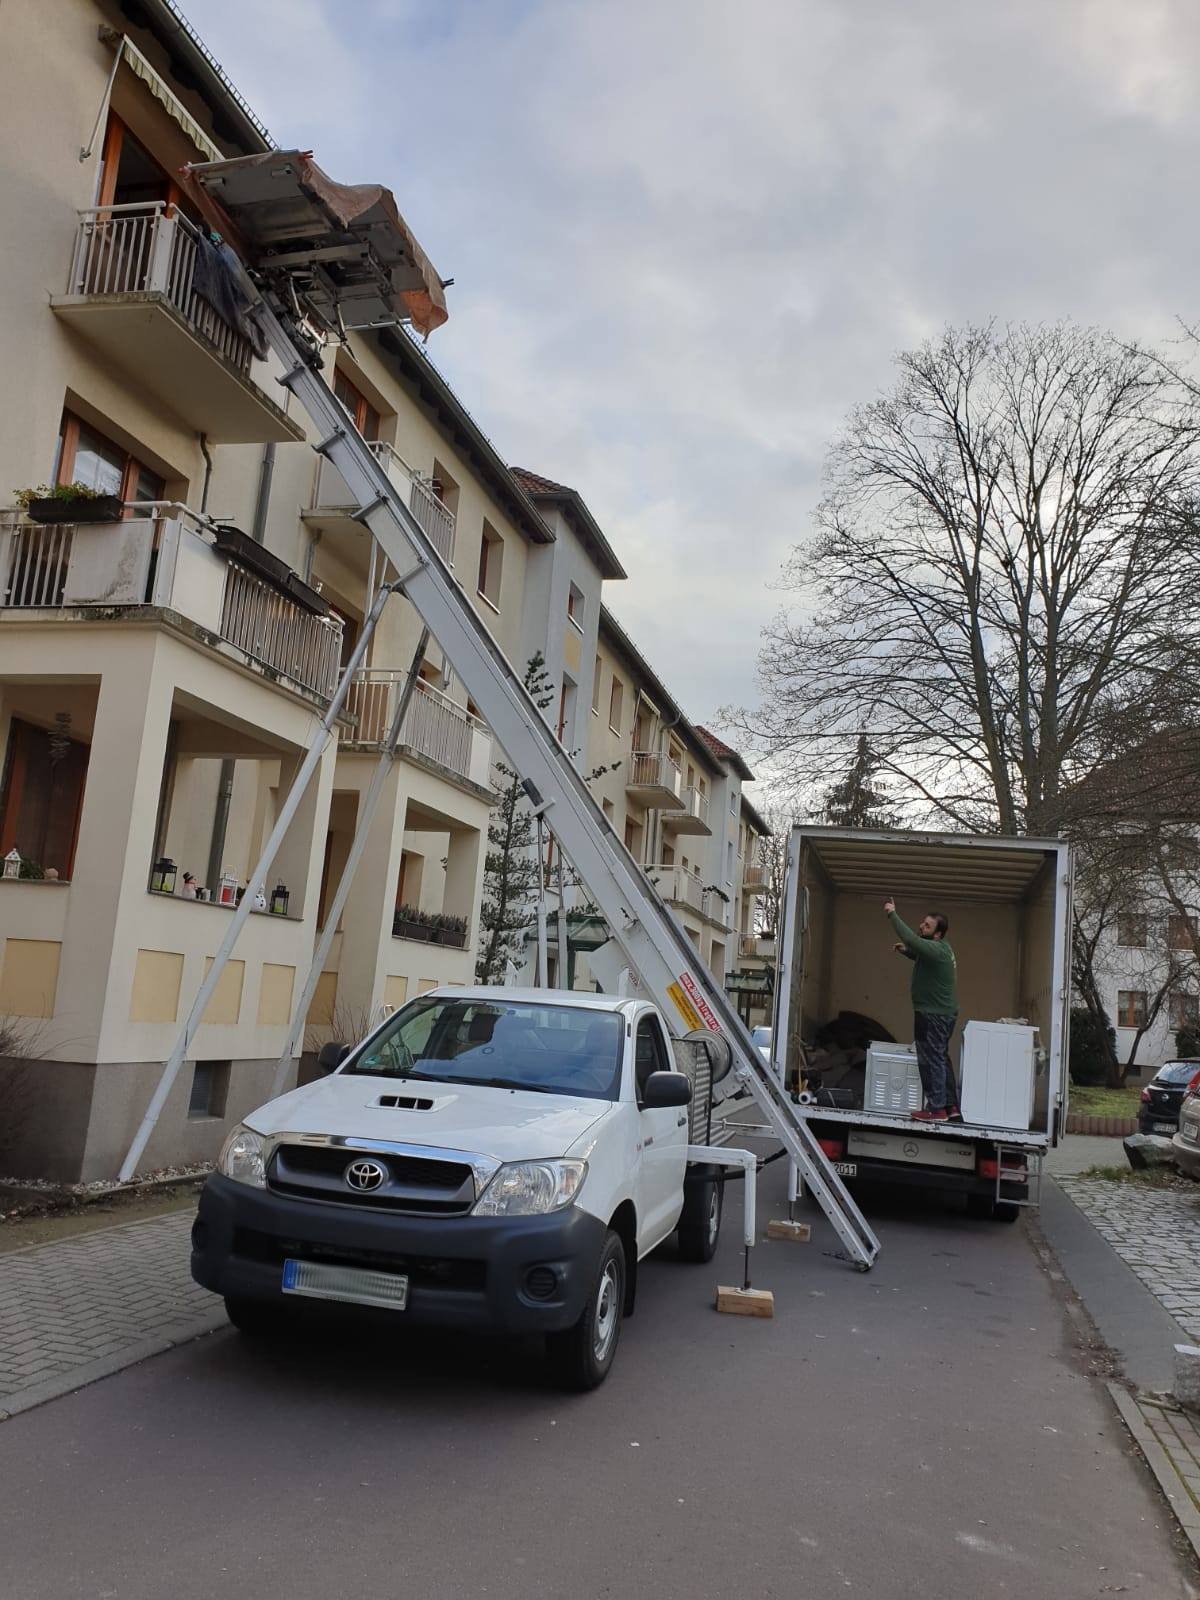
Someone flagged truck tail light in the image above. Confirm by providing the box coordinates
[978,1152,1027,1181]
[1141,1087,1151,1103]
[817,1137,845,1160]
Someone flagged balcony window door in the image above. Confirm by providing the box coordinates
[54,412,164,507]
[0,717,90,880]
[98,115,177,210]
[333,369,380,441]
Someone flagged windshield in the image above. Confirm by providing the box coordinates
[341,997,625,1101]
[1158,1062,1200,1085]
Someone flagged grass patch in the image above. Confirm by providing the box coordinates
[1068,1084,1142,1116]
[1077,1163,1191,1189]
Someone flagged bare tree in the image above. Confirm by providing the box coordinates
[749,800,791,938]
[729,321,1200,835]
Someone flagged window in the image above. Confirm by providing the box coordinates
[624,817,643,861]
[634,1014,670,1102]
[730,789,737,815]
[0,717,90,879]
[1169,914,1196,952]
[1170,993,1200,1030]
[54,412,164,504]
[333,368,380,440]
[430,459,460,518]
[1117,990,1148,1029]
[726,840,735,882]
[1117,913,1148,948]
[601,798,614,823]
[608,677,624,735]
[188,1061,230,1119]
[557,683,569,740]
[477,522,503,608]
[591,655,602,715]
[567,582,585,631]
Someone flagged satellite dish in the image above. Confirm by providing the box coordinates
[683,1028,734,1084]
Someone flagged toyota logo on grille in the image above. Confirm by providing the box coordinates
[344,1158,386,1192]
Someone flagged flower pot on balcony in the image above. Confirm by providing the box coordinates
[26,495,123,525]
[394,917,432,943]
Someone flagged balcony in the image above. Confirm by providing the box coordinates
[625,752,685,810]
[646,863,710,919]
[307,443,456,567]
[739,934,776,961]
[339,672,491,788]
[742,854,768,891]
[1,505,343,700]
[662,785,711,836]
[50,205,302,444]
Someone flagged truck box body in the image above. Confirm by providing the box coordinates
[773,827,1072,1208]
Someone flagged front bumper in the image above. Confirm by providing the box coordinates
[191,1173,609,1334]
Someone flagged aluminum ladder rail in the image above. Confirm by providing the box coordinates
[251,296,879,1271]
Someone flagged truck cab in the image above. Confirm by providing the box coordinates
[191,988,721,1387]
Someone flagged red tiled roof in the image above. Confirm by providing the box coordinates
[694,725,754,782]
[511,467,570,496]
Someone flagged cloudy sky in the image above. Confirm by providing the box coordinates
[186,0,1200,731]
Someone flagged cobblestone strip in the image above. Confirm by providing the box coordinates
[1109,1386,1200,1562]
[1057,1177,1200,1342]
[0,1211,227,1419]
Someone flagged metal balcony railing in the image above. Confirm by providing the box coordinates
[309,443,456,567]
[678,786,710,827]
[627,751,683,800]
[68,204,253,372]
[220,562,343,698]
[2,504,343,700]
[646,863,710,917]
[341,672,490,781]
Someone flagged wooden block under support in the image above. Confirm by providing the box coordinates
[766,1220,811,1242]
[716,1285,775,1317]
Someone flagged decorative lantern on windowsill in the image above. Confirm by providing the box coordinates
[218,871,238,905]
[269,882,290,917]
[149,857,177,895]
[3,848,21,880]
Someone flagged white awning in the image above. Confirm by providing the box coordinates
[99,28,223,163]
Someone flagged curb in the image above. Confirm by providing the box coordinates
[1065,1114,1137,1136]
[0,1310,228,1423]
[1106,1383,1200,1562]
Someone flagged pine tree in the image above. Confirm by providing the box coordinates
[475,654,554,983]
[818,734,894,829]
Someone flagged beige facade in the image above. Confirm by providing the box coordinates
[0,0,768,1180]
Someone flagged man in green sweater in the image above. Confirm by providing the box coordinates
[883,898,960,1123]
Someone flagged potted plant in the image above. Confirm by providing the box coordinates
[393,903,433,942]
[433,912,468,948]
[16,483,124,525]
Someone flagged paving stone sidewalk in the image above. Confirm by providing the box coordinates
[0,1210,227,1419]
[1056,1175,1200,1342]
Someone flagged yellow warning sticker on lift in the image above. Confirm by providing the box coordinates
[666,981,704,1032]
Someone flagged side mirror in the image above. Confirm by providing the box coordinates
[316,1041,349,1075]
[642,1070,692,1109]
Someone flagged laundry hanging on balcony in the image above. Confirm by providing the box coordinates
[177,150,450,338]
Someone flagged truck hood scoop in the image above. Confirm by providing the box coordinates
[375,1093,435,1111]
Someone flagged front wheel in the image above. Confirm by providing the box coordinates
[678,1177,723,1263]
[546,1231,625,1390]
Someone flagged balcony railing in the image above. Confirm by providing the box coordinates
[626,751,684,806]
[646,863,710,918]
[742,854,768,890]
[68,204,253,373]
[340,671,491,784]
[309,443,456,566]
[663,784,711,834]
[1,504,343,699]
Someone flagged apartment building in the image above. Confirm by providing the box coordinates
[0,0,577,1181]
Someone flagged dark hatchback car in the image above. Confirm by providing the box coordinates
[1139,1060,1200,1135]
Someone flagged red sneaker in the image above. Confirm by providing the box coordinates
[911,1109,948,1123]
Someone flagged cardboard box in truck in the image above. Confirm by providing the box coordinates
[772,827,1072,1220]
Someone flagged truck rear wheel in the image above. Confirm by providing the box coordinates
[677,1177,723,1263]
[966,1195,1021,1223]
[546,1230,625,1390]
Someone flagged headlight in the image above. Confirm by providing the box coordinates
[219,1125,267,1188]
[472,1159,586,1217]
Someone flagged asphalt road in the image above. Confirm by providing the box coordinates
[1,1166,1196,1600]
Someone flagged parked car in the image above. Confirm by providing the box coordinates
[750,1025,772,1063]
[1172,1076,1200,1179]
[1138,1060,1200,1135]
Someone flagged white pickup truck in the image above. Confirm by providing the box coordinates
[191,987,727,1387]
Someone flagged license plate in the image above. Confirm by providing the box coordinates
[833,1162,857,1178]
[282,1258,408,1310]
[1154,1122,1176,1134]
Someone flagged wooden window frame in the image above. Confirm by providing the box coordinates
[1117,989,1148,1029]
[1116,912,1148,949]
[567,582,585,632]
[608,678,624,737]
[333,367,381,441]
[55,410,164,506]
[477,523,503,611]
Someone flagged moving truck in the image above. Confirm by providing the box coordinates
[773,827,1072,1219]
